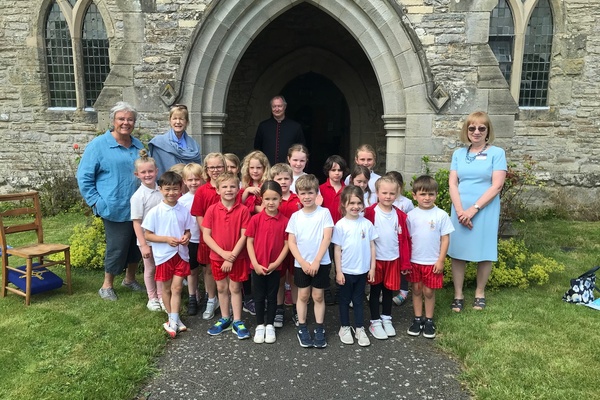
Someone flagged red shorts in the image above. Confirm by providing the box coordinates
[155,253,191,282]
[197,242,211,265]
[210,258,249,282]
[279,253,295,277]
[406,262,443,289]
[372,259,401,291]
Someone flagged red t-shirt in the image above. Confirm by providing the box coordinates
[190,182,220,217]
[279,192,302,219]
[320,179,345,223]
[245,210,289,270]
[202,201,250,261]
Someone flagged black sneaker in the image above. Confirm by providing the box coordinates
[274,308,284,328]
[407,317,423,336]
[313,326,327,348]
[423,319,436,339]
[292,311,299,327]
[187,297,198,316]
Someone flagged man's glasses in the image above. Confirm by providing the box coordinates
[206,166,224,171]
[468,126,487,133]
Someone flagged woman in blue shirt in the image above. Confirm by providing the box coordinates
[77,102,145,301]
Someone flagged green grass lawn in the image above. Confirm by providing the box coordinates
[0,214,599,399]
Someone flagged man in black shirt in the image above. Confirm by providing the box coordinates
[254,96,306,165]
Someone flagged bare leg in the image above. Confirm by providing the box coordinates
[216,278,230,318]
[170,276,184,314]
[124,262,138,284]
[423,286,436,319]
[204,266,217,298]
[161,278,173,314]
[451,258,466,299]
[230,281,243,321]
[475,261,493,299]
[412,282,423,317]
[297,287,311,324]
[312,288,325,324]
[102,272,115,289]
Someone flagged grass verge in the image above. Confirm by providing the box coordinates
[0,213,166,400]
[436,220,600,399]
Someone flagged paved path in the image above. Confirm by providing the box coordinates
[139,300,470,400]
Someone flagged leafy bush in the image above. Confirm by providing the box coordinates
[70,216,106,269]
[442,238,564,289]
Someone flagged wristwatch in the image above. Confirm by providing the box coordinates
[474,204,481,210]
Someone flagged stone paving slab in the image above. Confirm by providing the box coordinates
[139,302,471,400]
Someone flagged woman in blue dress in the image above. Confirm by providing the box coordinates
[448,111,507,312]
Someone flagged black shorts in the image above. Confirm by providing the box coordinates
[294,264,331,289]
[188,242,200,270]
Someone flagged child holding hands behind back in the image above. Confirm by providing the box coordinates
[142,171,195,338]
[406,175,454,339]
[333,185,378,347]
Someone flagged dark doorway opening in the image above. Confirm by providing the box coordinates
[281,72,350,182]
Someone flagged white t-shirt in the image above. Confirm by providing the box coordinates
[393,195,414,214]
[286,206,334,267]
[372,205,399,261]
[332,216,378,275]
[141,202,195,265]
[407,206,454,265]
[130,183,163,245]
[178,192,200,243]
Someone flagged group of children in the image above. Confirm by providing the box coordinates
[130,142,454,347]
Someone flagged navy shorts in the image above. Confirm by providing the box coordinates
[102,219,141,275]
[294,264,331,289]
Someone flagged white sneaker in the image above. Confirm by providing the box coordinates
[159,298,167,312]
[203,297,219,320]
[355,327,371,347]
[382,319,396,337]
[339,326,354,345]
[265,324,276,344]
[147,298,161,312]
[254,324,265,344]
[369,320,388,340]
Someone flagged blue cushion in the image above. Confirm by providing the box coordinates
[7,264,63,295]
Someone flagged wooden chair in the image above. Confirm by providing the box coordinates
[0,191,72,305]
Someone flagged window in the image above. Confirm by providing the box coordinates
[489,0,554,108]
[46,2,76,107]
[44,0,110,109]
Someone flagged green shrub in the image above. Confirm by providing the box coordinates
[70,216,106,269]
[442,238,564,289]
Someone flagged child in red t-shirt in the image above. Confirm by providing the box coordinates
[272,163,303,327]
[202,172,251,339]
[245,181,289,344]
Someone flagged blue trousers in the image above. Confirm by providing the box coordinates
[338,272,368,328]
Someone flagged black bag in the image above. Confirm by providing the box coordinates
[563,266,600,304]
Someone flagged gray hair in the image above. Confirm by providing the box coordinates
[109,101,138,122]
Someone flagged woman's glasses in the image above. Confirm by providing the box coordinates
[468,126,487,133]
[206,166,224,171]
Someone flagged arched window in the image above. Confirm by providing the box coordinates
[82,3,110,107]
[489,0,554,108]
[520,0,553,107]
[44,0,110,109]
[45,1,76,107]
[489,0,514,83]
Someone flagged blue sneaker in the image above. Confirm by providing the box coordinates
[313,326,327,348]
[297,325,314,348]
[232,320,250,339]
[207,317,232,336]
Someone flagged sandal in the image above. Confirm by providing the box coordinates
[451,298,464,312]
[473,297,486,310]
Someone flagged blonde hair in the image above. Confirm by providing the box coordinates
[134,149,157,170]
[203,152,226,181]
[271,163,293,178]
[295,174,319,193]
[169,104,188,121]
[355,144,377,161]
[215,172,240,188]
[182,162,204,180]
[241,150,271,187]
[168,163,185,177]
[374,175,399,193]
[459,111,495,144]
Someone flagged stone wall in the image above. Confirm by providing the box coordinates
[0,0,598,212]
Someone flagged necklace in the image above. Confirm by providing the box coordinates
[465,143,488,164]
